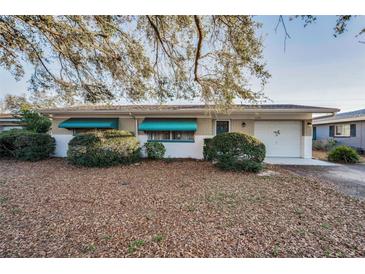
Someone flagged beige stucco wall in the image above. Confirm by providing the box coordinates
[119,117,136,133]
[196,118,213,135]
[51,119,72,135]
[230,120,254,135]
[302,119,313,136]
[50,114,313,138]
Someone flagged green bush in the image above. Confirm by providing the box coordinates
[67,129,140,167]
[0,129,55,161]
[328,145,360,164]
[203,138,213,160]
[144,142,166,159]
[208,132,266,172]
[17,108,52,133]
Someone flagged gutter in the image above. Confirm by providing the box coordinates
[313,112,337,120]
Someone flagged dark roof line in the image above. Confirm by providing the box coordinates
[41,104,339,113]
[315,108,365,122]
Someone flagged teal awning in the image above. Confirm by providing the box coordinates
[138,119,197,131]
[59,118,118,129]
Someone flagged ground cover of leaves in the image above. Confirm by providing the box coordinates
[0,158,364,257]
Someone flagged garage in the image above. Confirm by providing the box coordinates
[254,121,302,157]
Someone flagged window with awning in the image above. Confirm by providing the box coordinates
[139,119,197,142]
[58,118,118,129]
[138,119,197,132]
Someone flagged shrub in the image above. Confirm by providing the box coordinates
[144,142,166,159]
[0,129,55,161]
[328,145,360,164]
[67,129,140,167]
[13,133,55,161]
[17,108,52,133]
[0,129,30,157]
[208,132,266,172]
[203,138,213,160]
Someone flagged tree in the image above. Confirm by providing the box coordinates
[295,16,364,38]
[0,16,270,107]
[3,95,31,112]
[16,107,52,133]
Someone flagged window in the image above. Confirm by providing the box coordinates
[335,124,351,137]
[147,131,194,142]
[147,131,170,141]
[313,126,317,140]
[216,120,230,135]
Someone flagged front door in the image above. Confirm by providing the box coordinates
[216,121,230,135]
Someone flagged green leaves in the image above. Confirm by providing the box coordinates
[17,108,52,133]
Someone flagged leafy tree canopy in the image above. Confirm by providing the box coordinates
[16,106,52,133]
[0,16,270,107]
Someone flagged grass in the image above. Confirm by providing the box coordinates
[128,240,145,254]
[294,208,304,216]
[101,235,112,241]
[152,234,164,243]
[0,196,8,204]
[82,244,96,253]
[11,207,21,215]
[272,244,280,257]
[321,223,331,230]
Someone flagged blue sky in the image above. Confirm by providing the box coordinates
[0,16,364,112]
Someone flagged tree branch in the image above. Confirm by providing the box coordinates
[194,15,203,83]
[146,15,172,59]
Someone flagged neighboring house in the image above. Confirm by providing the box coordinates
[313,108,365,153]
[0,114,23,132]
[41,104,338,159]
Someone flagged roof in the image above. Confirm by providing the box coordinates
[313,108,365,125]
[0,113,21,123]
[41,104,339,115]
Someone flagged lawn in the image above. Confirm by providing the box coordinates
[0,159,364,257]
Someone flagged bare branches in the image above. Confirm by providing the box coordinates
[275,15,291,52]
[146,16,173,59]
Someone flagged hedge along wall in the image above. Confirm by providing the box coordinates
[67,129,140,167]
[0,129,55,161]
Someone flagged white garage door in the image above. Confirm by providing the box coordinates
[254,121,301,157]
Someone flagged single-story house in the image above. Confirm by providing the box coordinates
[42,104,338,159]
[313,108,365,153]
[0,114,23,132]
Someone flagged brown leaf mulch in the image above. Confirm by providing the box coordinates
[0,158,364,258]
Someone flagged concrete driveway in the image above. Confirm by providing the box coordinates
[282,163,365,200]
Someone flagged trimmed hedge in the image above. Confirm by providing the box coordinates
[328,145,360,164]
[0,129,55,161]
[208,132,266,172]
[144,142,166,159]
[203,138,213,160]
[67,130,140,167]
